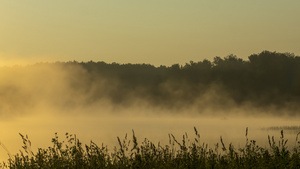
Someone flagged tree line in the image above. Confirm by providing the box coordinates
[55,50,300,113]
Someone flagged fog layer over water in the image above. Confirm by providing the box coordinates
[0,53,300,161]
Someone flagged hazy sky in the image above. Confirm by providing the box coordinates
[1,0,300,66]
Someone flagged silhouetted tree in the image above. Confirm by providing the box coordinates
[6,50,299,113]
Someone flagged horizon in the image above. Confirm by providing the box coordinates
[0,50,298,67]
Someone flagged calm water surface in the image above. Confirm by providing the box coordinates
[0,110,299,161]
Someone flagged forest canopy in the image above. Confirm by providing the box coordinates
[1,51,300,116]
[70,51,300,113]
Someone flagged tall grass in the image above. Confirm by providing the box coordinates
[1,128,300,169]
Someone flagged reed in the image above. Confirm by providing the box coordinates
[1,128,300,169]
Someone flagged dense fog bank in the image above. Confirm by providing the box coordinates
[0,50,300,117]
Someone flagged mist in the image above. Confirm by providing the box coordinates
[0,51,300,161]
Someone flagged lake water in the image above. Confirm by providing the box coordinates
[0,108,299,162]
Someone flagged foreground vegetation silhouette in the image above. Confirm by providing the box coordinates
[2,128,300,169]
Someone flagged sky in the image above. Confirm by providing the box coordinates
[0,0,300,66]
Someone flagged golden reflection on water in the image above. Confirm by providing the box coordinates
[0,111,299,162]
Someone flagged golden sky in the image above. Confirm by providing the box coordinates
[0,0,299,66]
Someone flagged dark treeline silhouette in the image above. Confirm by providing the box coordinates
[3,50,297,115]
[50,50,299,114]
